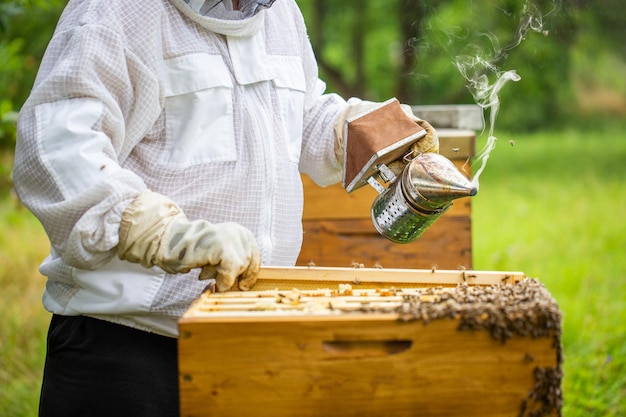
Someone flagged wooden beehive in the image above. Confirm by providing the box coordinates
[178,266,563,417]
[297,129,476,270]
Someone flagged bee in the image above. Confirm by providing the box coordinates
[509,139,515,147]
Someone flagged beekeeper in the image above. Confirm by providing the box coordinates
[12,0,438,415]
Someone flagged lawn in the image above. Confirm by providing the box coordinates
[1,123,625,416]
[472,123,626,416]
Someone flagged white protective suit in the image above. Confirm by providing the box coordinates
[13,0,346,337]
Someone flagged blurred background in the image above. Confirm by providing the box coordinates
[1,0,625,146]
[1,1,625,416]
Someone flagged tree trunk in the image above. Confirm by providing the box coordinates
[396,0,431,103]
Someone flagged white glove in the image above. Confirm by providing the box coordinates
[117,190,260,292]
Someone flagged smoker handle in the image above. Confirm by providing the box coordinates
[321,340,412,358]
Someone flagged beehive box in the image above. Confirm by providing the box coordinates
[297,129,476,270]
[178,266,563,417]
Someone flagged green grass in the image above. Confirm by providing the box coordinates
[472,123,626,416]
[0,195,49,417]
[1,123,625,416]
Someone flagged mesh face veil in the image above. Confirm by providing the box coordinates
[182,0,276,18]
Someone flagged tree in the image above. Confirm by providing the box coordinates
[0,0,67,148]
[297,0,615,130]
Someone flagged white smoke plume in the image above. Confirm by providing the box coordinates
[431,1,558,188]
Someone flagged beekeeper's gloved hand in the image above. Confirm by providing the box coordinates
[117,190,260,292]
[334,98,439,177]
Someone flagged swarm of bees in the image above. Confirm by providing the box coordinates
[396,279,563,417]
[398,279,562,344]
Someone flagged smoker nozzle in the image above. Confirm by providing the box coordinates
[402,152,477,211]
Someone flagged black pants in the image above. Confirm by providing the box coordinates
[39,314,180,417]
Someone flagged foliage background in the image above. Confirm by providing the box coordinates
[296,0,625,130]
[2,0,626,151]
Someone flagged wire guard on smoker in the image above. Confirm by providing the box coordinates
[371,152,477,244]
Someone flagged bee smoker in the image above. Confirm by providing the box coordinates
[366,152,477,244]
[341,98,477,244]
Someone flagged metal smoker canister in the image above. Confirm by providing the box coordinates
[371,152,478,244]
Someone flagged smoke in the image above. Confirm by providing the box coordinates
[430,1,558,189]
[465,70,521,187]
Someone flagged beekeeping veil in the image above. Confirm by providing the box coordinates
[182,0,275,19]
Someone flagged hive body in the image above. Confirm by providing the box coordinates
[178,267,562,417]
